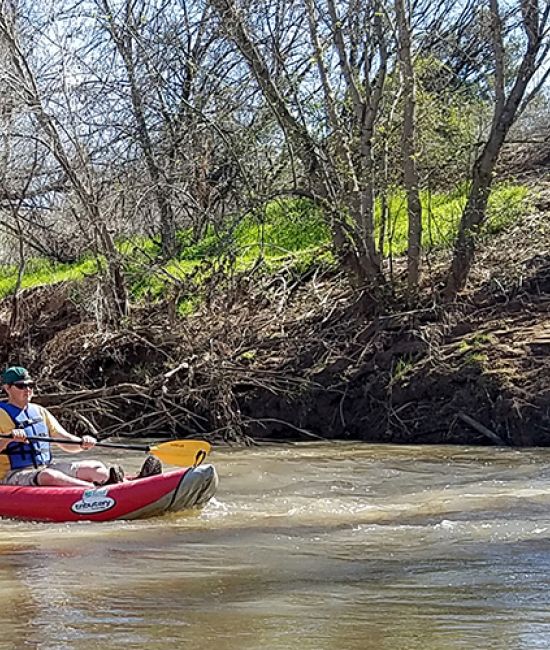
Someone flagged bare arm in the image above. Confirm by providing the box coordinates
[40,408,97,452]
[54,434,97,453]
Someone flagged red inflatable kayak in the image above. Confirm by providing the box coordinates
[0,464,218,523]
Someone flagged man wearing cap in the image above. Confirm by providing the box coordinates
[0,366,124,487]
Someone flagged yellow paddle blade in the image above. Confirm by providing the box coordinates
[149,440,211,467]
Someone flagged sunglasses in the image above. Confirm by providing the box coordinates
[11,382,35,390]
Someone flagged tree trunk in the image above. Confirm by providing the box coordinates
[444,139,502,298]
[445,0,548,299]
[395,0,422,298]
[0,6,129,326]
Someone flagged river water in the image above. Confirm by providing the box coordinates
[1,442,550,649]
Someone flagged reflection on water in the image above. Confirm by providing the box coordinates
[1,443,550,649]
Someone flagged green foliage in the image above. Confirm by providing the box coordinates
[0,187,529,314]
[483,183,530,235]
[458,333,493,368]
[463,351,489,367]
[117,236,161,258]
[235,198,330,254]
[0,257,98,299]
[122,198,331,307]
[177,229,227,260]
[240,349,257,361]
[380,182,529,255]
[415,58,488,185]
[177,295,202,316]
[459,333,494,351]
[125,256,200,302]
[391,355,414,384]
[379,56,490,189]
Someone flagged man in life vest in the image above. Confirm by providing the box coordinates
[0,366,125,487]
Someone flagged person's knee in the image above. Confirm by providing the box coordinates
[36,468,66,486]
[76,462,108,483]
[82,460,106,471]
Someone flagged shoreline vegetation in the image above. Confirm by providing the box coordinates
[0,180,548,448]
[1,0,549,449]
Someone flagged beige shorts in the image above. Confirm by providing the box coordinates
[1,460,85,487]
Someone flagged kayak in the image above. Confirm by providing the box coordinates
[0,464,218,523]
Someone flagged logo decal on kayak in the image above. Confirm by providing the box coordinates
[71,488,116,515]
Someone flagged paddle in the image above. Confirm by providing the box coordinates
[0,435,211,468]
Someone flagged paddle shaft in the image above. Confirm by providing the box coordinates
[0,434,152,452]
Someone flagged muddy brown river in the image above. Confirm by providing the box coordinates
[1,442,550,649]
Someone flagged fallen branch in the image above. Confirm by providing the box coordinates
[457,412,508,446]
[34,383,148,406]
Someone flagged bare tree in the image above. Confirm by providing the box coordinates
[3,0,548,318]
[97,0,183,258]
[445,0,550,298]
[208,0,391,295]
[395,0,422,297]
[0,1,129,323]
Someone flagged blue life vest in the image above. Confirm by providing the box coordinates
[0,403,52,470]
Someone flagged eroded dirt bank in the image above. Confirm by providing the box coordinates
[0,193,548,447]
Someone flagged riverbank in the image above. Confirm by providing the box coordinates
[238,199,549,446]
[0,183,548,447]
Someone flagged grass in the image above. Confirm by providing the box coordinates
[391,355,415,385]
[458,333,494,370]
[458,333,495,353]
[381,182,529,256]
[0,183,530,307]
[235,198,330,254]
[126,198,333,306]
[0,257,99,298]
